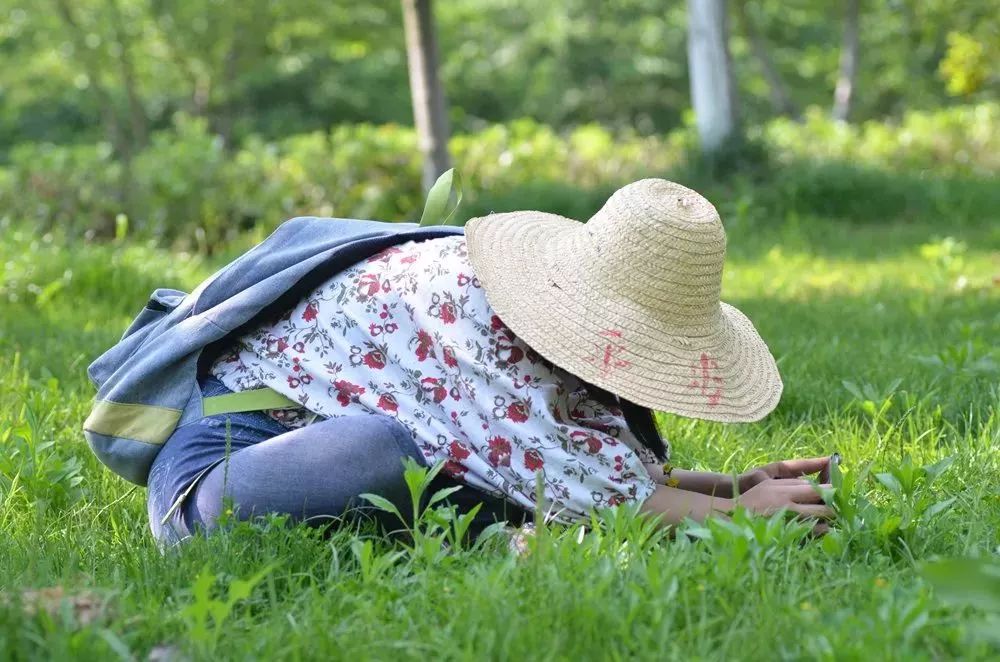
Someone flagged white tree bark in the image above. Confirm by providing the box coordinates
[687,0,738,154]
[401,0,451,192]
[832,0,860,122]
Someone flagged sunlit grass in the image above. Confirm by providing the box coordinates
[0,210,997,659]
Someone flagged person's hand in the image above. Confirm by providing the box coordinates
[739,457,832,493]
[735,478,833,520]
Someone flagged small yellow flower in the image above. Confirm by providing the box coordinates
[875,577,887,588]
[666,478,681,488]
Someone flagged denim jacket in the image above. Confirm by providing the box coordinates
[84,217,465,485]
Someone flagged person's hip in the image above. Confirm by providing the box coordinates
[146,374,291,544]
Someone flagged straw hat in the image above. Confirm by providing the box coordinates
[465,178,782,422]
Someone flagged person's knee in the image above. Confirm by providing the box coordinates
[310,413,424,466]
[368,415,425,464]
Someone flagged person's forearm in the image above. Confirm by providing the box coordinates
[639,484,733,528]
[644,465,738,498]
[674,469,738,498]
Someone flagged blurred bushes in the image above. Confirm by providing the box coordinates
[2,103,997,249]
[7,141,123,234]
[761,104,1000,177]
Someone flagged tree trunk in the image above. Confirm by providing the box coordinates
[686,0,739,154]
[53,0,126,157]
[215,46,239,149]
[733,0,797,118]
[106,0,148,149]
[53,0,135,227]
[401,0,451,192]
[832,0,860,122]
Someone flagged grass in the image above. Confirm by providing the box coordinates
[0,191,998,660]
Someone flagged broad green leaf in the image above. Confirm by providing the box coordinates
[877,515,902,538]
[922,456,955,483]
[841,380,864,400]
[359,493,402,520]
[427,484,465,508]
[875,472,903,496]
[921,497,956,522]
[418,168,463,227]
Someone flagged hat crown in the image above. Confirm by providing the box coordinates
[580,179,726,326]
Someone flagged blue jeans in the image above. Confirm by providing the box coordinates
[147,375,526,545]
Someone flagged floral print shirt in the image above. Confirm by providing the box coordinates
[211,236,660,521]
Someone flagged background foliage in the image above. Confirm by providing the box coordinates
[2,103,998,247]
[1,0,998,249]
[1,2,999,657]
[2,0,997,148]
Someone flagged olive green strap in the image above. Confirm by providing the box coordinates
[418,168,464,227]
[85,400,182,446]
[202,388,299,416]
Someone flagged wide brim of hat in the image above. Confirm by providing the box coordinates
[466,211,783,422]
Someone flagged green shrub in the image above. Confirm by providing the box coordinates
[0,104,996,248]
[132,115,231,244]
[5,142,122,235]
[761,104,1000,178]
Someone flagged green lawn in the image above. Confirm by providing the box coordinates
[0,207,998,660]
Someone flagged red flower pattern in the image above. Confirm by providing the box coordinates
[358,273,381,297]
[507,400,529,423]
[442,460,467,477]
[362,349,386,369]
[414,329,434,362]
[571,431,604,454]
[333,379,365,406]
[421,377,448,403]
[487,436,512,467]
[440,302,457,324]
[377,393,398,413]
[449,440,471,460]
[497,343,524,365]
[524,449,544,471]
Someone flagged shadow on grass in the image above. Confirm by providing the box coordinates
[728,288,998,435]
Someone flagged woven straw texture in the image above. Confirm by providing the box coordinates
[465,178,783,422]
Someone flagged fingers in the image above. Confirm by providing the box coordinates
[778,483,832,504]
[765,477,812,487]
[775,457,831,478]
[789,503,835,520]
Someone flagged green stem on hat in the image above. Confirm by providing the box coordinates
[418,168,464,227]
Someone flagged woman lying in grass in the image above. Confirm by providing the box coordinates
[142,179,833,544]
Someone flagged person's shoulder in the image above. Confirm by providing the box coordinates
[419,234,470,263]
